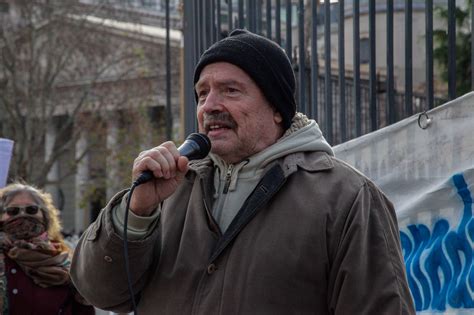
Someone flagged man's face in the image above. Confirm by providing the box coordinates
[195,62,284,164]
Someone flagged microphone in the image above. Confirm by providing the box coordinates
[177,132,212,160]
[133,133,211,186]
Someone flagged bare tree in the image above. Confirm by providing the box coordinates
[0,0,174,190]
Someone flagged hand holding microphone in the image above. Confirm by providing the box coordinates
[134,133,211,185]
[129,133,211,216]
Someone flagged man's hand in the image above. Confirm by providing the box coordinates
[130,141,189,216]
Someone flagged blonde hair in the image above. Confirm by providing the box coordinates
[0,182,65,244]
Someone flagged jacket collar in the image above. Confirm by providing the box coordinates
[188,157,213,179]
[279,151,334,177]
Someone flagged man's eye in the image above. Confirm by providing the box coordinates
[226,87,239,94]
[198,91,208,101]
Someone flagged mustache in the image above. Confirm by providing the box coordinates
[203,112,237,129]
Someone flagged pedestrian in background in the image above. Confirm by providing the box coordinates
[0,182,94,314]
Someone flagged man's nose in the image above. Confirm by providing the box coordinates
[200,90,223,112]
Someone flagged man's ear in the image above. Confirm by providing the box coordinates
[273,111,283,124]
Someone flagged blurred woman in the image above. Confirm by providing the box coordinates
[0,182,94,314]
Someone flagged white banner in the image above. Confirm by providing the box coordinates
[0,138,14,188]
[333,93,474,314]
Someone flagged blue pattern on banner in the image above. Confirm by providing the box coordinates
[400,173,474,312]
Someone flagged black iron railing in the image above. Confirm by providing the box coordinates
[180,0,457,145]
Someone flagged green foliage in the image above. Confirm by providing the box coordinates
[433,2,473,96]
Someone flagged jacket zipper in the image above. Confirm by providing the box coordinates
[223,164,234,194]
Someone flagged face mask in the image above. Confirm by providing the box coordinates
[3,215,47,240]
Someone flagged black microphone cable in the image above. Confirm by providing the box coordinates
[123,181,140,315]
[122,133,211,315]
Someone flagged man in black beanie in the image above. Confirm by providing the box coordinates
[72,29,415,315]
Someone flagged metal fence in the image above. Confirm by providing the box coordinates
[180,0,462,145]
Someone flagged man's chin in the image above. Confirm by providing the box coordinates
[210,144,233,158]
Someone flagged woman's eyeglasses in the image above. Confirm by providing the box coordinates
[4,205,41,216]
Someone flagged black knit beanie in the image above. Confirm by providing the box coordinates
[194,29,296,130]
